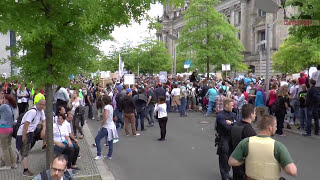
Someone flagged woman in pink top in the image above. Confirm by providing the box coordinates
[0,94,18,170]
[268,84,278,107]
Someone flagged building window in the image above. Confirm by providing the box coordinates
[236,11,241,25]
[258,9,266,17]
[258,30,266,50]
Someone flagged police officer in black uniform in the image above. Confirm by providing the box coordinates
[230,104,257,180]
[215,98,238,180]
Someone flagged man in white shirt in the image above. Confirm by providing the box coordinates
[56,86,70,111]
[16,99,46,177]
[311,64,320,90]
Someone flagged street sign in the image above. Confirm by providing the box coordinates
[255,0,280,13]
[159,71,167,83]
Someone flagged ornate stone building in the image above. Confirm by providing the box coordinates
[157,0,294,77]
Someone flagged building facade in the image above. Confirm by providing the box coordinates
[0,31,17,78]
[157,0,294,77]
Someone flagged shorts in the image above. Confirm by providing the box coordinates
[16,132,34,157]
[171,96,181,106]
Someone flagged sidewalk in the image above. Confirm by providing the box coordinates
[0,123,113,180]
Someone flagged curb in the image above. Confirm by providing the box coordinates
[82,124,115,180]
[282,128,320,139]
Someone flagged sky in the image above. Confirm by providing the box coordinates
[99,3,164,55]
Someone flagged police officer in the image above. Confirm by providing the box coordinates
[230,104,257,180]
[215,98,237,180]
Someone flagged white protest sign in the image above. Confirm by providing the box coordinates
[124,74,135,85]
[222,64,231,71]
[159,71,167,83]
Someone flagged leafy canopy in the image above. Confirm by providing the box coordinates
[178,0,246,73]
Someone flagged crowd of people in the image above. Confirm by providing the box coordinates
[1,64,320,179]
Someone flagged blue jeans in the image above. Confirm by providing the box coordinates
[95,128,113,157]
[115,108,124,129]
[206,101,216,115]
[166,100,171,112]
[306,106,319,135]
[136,111,145,131]
[146,104,155,124]
[180,97,186,116]
[299,107,307,128]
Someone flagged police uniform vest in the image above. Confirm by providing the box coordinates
[245,136,281,180]
[216,110,236,136]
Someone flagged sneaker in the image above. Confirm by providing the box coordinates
[0,166,11,171]
[22,170,34,177]
[279,134,287,137]
[11,164,18,169]
[157,138,165,141]
[92,117,95,120]
[147,124,154,127]
[104,143,109,146]
[125,134,129,137]
[113,139,119,143]
[302,133,311,136]
[94,156,102,160]
[134,133,140,136]
[104,156,112,160]
[77,155,81,159]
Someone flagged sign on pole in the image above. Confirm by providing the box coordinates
[124,74,135,86]
[159,71,167,83]
[222,64,231,71]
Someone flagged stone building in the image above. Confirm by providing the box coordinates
[157,0,294,77]
[0,31,17,78]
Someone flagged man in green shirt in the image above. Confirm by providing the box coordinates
[228,115,297,179]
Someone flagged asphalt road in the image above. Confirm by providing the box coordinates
[86,108,320,180]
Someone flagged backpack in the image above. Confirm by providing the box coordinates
[116,93,124,111]
[231,124,245,151]
[12,108,37,139]
[270,98,281,114]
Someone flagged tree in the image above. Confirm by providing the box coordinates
[178,0,245,78]
[0,0,183,168]
[272,36,320,74]
[272,0,320,74]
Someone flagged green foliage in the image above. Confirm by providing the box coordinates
[0,0,184,87]
[104,38,172,74]
[178,0,245,77]
[272,36,320,73]
[273,0,320,74]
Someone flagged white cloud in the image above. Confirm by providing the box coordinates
[99,3,163,55]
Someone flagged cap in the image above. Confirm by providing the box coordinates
[126,88,132,94]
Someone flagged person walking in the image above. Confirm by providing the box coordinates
[55,86,70,111]
[229,115,297,179]
[17,85,29,115]
[94,95,118,160]
[171,84,181,112]
[204,83,218,116]
[274,86,290,136]
[303,79,319,136]
[146,85,157,126]
[254,85,266,124]
[71,91,83,139]
[133,88,147,131]
[230,104,257,180]
[298,84,307,130]
[122,89,140,136]
[154,96,168,141]
[0,94,17,170]
[85,87,94,120]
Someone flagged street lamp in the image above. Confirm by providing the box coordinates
[255,0,285,100]
[167,33,178,78]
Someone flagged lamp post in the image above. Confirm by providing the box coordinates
[255,0,286,100]
[167,33,178,78]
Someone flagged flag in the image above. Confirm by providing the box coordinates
[119,54,124,78]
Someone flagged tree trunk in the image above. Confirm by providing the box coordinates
[45,40,54,169]
[45,82,54,169]
[206,56,209,79]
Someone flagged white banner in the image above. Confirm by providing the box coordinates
[159,71,167,83]
[222,64,231,71]
[124,74,135,85]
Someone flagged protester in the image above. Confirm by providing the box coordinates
[303,79,319,136]
[154,96,168,141]
[204,83,218,116]
[133,88,147,131]
[33,154,72,180]
[16,99,46,177]
[94,95,118,160]
[122,89,140,136]
[0,94,17,170]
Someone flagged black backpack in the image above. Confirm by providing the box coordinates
[12,108,36,139]
[270,98,281,114]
